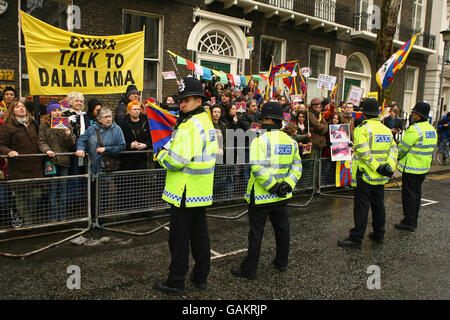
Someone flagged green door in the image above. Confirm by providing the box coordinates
[200,60,231,74]
[343,78,362,102]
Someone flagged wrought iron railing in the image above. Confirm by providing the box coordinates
[254,0,352,28]
[353,13,436,50]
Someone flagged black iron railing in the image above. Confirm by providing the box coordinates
[353,13,436,50]
[254,0,352,28]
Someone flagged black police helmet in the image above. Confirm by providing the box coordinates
[177,76,207,101]
[261,101,284,121]
[361,98,379,117]
[412,101,430,119]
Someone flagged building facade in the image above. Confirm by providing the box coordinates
[0,0,439,117]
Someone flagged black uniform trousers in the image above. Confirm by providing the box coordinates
[349,177,386,243]
[401,172,426,227]
[240,202,290,275]
[166,204,211,289]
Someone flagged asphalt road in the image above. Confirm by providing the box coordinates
[0,172,449,301]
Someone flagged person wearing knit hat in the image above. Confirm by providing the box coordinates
[395,101,437,232]
[115,84,141,127]
[38,100,76,222]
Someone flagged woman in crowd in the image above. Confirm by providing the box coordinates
[38,102,76,222]
[210,104,227,162]
[115,84,141,127]
[0,100,43,226]
[75,107,126,175]
[119,100,152,170]
[295,110,312,157]
[214,82,224,101]
[87,99,102,126]
[222,103,238,130]
[0,86,17,126]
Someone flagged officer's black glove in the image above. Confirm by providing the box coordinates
[268,182,281,195]
[376,163,394,178]
[277,182,293,198]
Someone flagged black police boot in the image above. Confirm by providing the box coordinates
[337,238,362,249]
[368,232,384,243]
[190,273,207,291]
[153,279,184,296]
[272,259,288,272]
[394,223,416,232]
[231,266,257,280]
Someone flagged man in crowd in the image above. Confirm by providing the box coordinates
[395,102,437,232]
[341,102,355,142]
[154,76,218,295]
[338,98,398,248]
[115,84,141,127]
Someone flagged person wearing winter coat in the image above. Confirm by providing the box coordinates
[0,100,43,226]
[115,84,141,127]
[75,108,126,175]
[38,102,76,221]
[118,101,152,170]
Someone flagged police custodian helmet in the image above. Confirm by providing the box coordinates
[361,98,380,117]
[177,76,207,101]
[261,101,285,121]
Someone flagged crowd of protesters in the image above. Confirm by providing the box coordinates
[0,78,445,228]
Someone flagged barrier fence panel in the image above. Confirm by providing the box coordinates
[0,153,91,258]
[318,156,354,199]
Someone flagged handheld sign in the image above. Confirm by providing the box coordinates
[51,116,69,129]
[346,85,364,107]
[317,74,337,91]
[162,71,177,80]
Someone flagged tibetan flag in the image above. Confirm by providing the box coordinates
[352,111,363,120]
[236,101,247,113]
[250,122,262,130]
[270,61,297,81]
[336,160,352,187]
[51,116,69,129]
[299,73,308,99]
[265,60,274,99]
[59,99,70,112]
[283,112,291,122]
[146,101,178,154]
[302,144,312,155]
[379,99,390,120]
[0,100,6,112]
[330,83,338,101]
[376,32,420,89]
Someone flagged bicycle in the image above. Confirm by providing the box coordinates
[435,139,450,165]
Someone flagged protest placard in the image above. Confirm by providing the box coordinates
[329,124,350,143]
[301,67,310,78]
[335,53,347,69]
[317,74,337,91]
[162,71,177,80]
[346,85,364,106]
[329,123,351,162]
[367,91,378,100]
[20,10,144,95]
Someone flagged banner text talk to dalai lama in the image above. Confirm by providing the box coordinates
[20,10,144,95]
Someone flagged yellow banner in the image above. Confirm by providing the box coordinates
[20,10,144,95]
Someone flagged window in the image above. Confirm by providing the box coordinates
[346,55,364,74]
[123,11,162,99]
[19,0,71,96]
[315,0,336,22]
[404,67,418,115]
[412,0,426,46]
[356,0,372,31]
[308,46,330,103]
[259,36,286,73]
[198,31,234,57]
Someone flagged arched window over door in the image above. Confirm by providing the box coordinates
[198,31,235,57]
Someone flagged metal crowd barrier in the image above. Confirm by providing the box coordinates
[0,153,91,258]
[317,156,354,199]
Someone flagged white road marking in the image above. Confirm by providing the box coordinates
[421,198,439,207]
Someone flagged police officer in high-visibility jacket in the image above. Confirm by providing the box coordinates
[338,98,398,249]
[154,76,218,295]
[395,102,437,232]
[231,102,302,279]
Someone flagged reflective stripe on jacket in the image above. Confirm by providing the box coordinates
[351,118,398,186]
[398,120,437,174]
[158,112,218,207]
[245,130,302,205]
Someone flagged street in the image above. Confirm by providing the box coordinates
[0,172,449,300]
